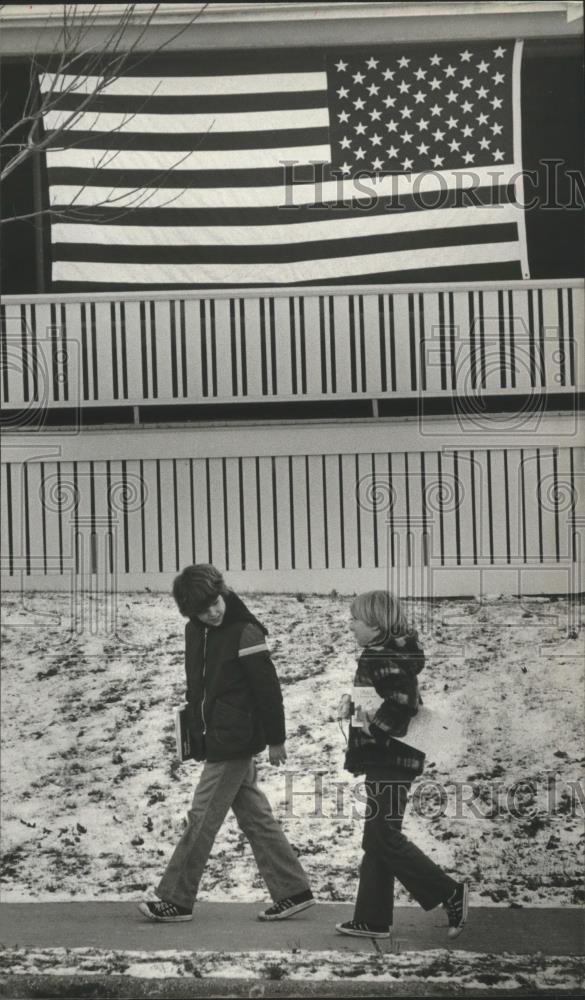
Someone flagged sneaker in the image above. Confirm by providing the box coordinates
[336,919,390,940]
[443,881,469,939]
[258,889,315,921]
[138,900,192,922]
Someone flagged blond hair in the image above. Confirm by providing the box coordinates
[350,590,411,643]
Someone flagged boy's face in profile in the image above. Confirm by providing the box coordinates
[196,595,226,627]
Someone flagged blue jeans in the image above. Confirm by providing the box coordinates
[156,757,310,909]
[354,778,457,927]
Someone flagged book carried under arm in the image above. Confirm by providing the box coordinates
[174,705,193,762]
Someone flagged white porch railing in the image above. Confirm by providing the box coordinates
[1,280,581,410]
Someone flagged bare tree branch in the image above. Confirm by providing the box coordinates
[1,3,210,224]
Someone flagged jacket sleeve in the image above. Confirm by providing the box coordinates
[238,623,286,746]
[367,642,424,744]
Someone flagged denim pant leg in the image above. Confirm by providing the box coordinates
[156,758,251,909]
[354,779,457,926]
[231,759,311,902]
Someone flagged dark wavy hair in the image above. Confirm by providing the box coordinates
[172,564,229,619]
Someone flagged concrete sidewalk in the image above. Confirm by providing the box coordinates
[0,902,583,956]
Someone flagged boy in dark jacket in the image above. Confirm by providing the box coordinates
[139,564,314,923]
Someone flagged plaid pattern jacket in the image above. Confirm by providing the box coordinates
[345,633,426,778]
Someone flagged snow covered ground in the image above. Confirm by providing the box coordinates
[1,591,583,908]
[1,945,583,992]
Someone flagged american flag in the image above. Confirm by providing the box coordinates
[41,40,529,288]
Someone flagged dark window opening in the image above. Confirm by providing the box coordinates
[1,60,46,294]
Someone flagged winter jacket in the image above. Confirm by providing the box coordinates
[344,632,426,779]
[183,591,285,762]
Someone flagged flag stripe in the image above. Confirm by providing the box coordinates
[44,108,330,135]
[39,71,328,96]
[52,205,521,247]
[47,128,329,153]
[52,242,522,285]
[52,224,519,264]
[48,164,519,209]
[46,144,331,172]
[48,90,328,114]
[53,261,523,290]
[46,183,517,225]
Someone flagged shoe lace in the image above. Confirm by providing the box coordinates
[157,901,180,916]
[444,893,461,922]
[268,897,292,914]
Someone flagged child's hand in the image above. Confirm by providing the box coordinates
[359,710,374,736]
[337,693,352,720]
[269,743,287,766]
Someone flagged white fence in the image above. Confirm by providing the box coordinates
[1,280,582,596]
[1,419,582,596]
